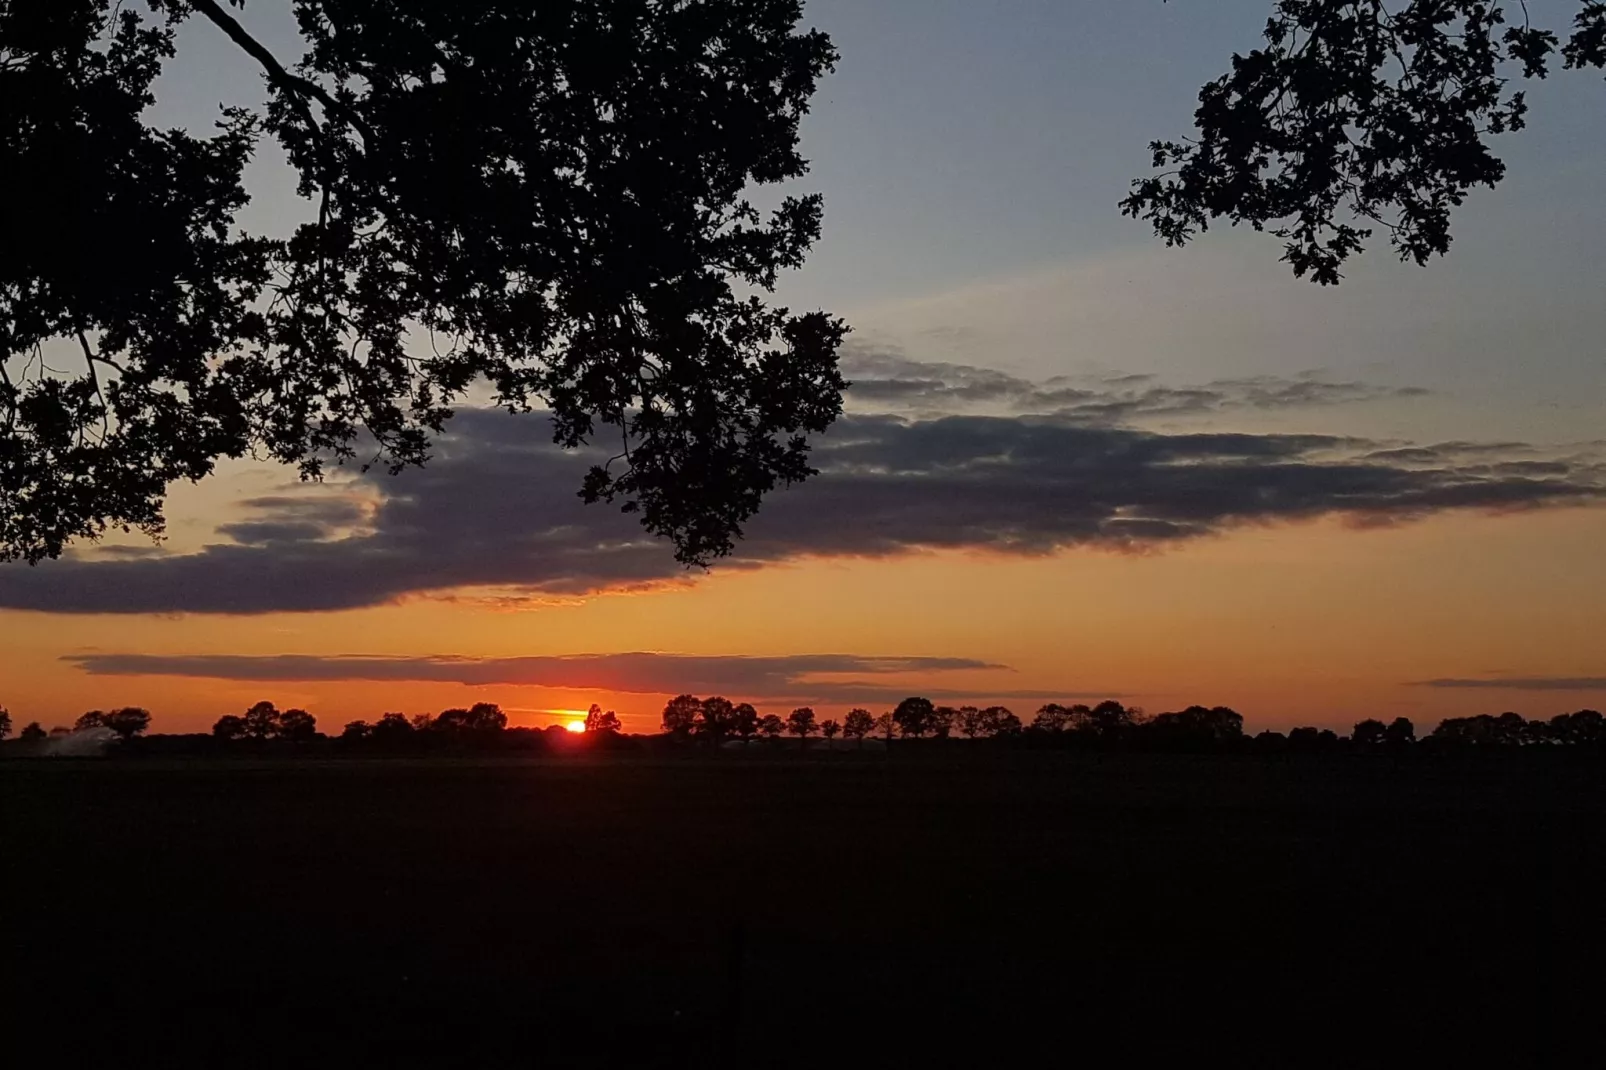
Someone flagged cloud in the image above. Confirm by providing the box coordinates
[60,651,1081,704]
[839,346,1430,419]
[1412,677,1606,692]
[0,407,1601,614]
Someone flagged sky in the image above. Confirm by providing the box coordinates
[2,1,1602,734]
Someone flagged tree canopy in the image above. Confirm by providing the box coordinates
[2,0,844,566]
[1125,1,1606,283]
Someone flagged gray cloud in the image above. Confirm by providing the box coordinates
[0,408,1600,614]
[1413,677,1606,692]
[60,651,1081,704]
[840,347,1430,419]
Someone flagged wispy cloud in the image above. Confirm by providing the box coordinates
[840,345,1430,419]
[1412,677,1606,692]
[61,651,1087,704]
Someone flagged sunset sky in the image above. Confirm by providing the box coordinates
[2,0,1602,735]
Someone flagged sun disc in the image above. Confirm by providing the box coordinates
[566,720,586,733]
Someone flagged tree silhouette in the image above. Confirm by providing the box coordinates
[732,703,761,743]
[340,720,371,742]
[821,719,842,743]
[759,714,785,741]
[1087,700,1136,739]
[0,706,10,741]
[1032,704,1074,734]
[931,706,958,740]
[957,705,985,739]
[875,712,895,742]
[585,705,623,736]
[1129,1,1606,284]
[892,697,936,739]
[843,708,876,748]
[277,708,318,742]
[1,0,845,567]
[243,701,282,741]
[213,715,247,741]
[1385,717,1417,746]
[787,707,818,747]
[699,697,738,745]
[1547,709,1604,746]
[370,712,414,744]
[435,703,507,736]
[662,695,702,741]
[74,710,106,732]
[1353,719,1388,747]
[20,721,46,742]
[981,706,1022,738]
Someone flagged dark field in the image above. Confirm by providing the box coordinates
[5,751,1603,1065]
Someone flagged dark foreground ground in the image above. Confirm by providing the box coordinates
[4,751,1603,1066]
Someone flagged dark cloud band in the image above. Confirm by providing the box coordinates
[60,651,1078,704]
[1,408,1600,614]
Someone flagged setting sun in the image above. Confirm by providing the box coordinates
[566,720,586,733]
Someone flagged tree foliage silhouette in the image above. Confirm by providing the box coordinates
[0,705,10,741]
[787,706,817,746]
[19,720,46,742]
[1127,1,1606,283]
[1,0,844,567]
[585,704,622,736]
[661,694,702,740]
[843,708,875,747]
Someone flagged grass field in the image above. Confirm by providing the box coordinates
[4,751,1602,1065]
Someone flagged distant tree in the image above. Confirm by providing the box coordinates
[1434,712,1530,746]
[732,703,761,742]
[843,708,876,747]
[584,705,623,736]
[74,710,107,731]
[821,719,842,743]
[892,697,936,739]
[875,712,895,742]
[20,721,46,742]
[1254,729,1288,750]
[1288,726,1330,751]
[278,709,318,742]
[1032,704,1074,734]
[340,720,372,741]
[0,706,10,740]
[787,707,818,747]
[699,696,738,744]
[49,726,72,736]
[759,714,786,740]
[436,702,507,736]
[662,694,702,741]
[1087,700,1136,739]
[410,713,436,733]
[1150,706,1244,747]
[1352,719,1388,746]
[1547,709,1605,746]
[957,706,985,739]
[982,706,1022,738]
[370,712,415,744]
[1385,717,1417,746]
[213,715,248,741]
[931,706,958,740]
[103,707,151,739]
[243,701,283,740]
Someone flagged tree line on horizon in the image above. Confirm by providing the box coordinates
[1,698,1602,753]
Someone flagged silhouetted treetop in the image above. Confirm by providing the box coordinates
[2,0,844,566]
[1127,1,1606,283]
